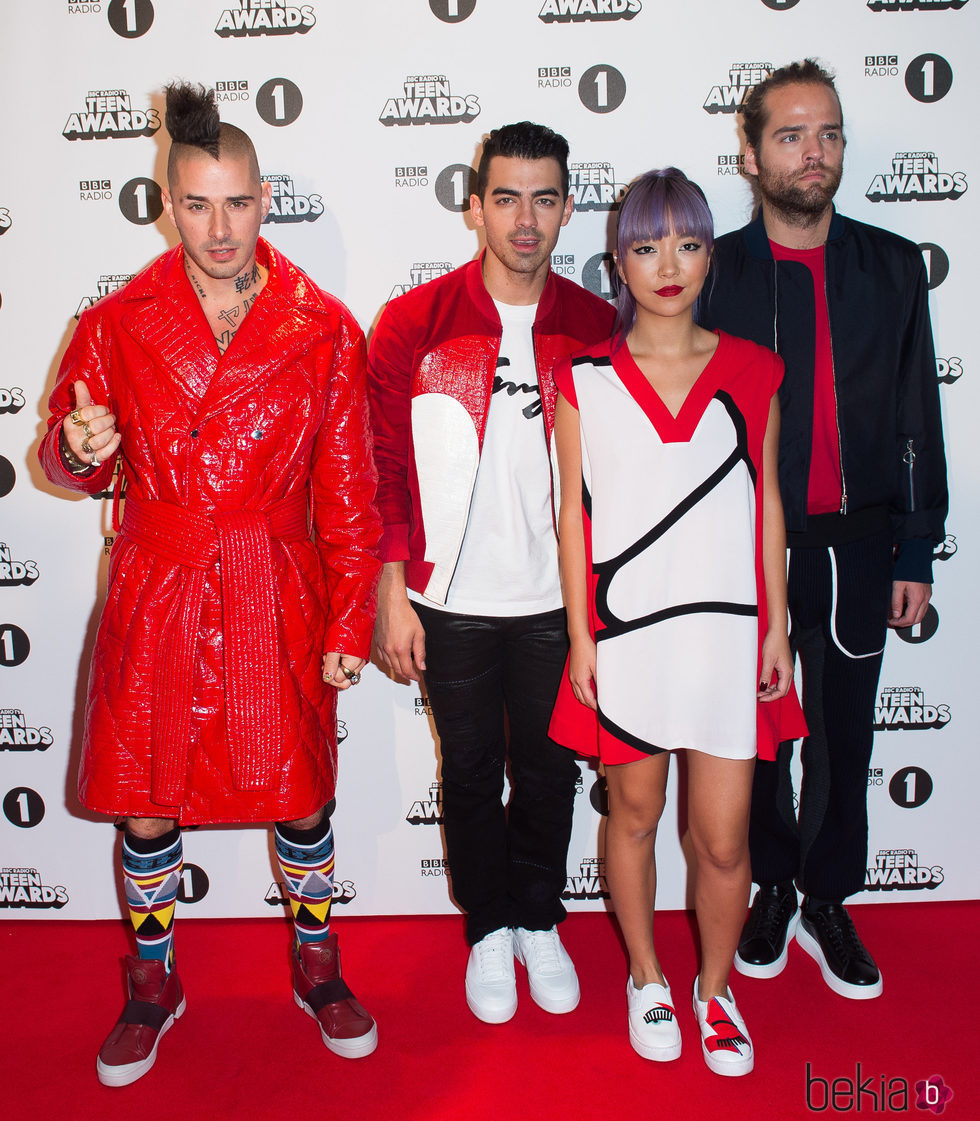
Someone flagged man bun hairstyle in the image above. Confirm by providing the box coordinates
[740,58,843,154]
[476,121,571,200]
[164,80,260,186]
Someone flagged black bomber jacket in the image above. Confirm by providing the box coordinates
[701,209,948,584]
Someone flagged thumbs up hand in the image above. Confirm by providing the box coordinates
[62,379,122,469]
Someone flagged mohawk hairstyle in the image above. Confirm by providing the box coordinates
[164,80,260,186]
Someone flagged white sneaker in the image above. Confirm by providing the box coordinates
[627,976,682,1061]
[513,926,580,1014]
[465,928,517,1023]
[692,978,754,1077]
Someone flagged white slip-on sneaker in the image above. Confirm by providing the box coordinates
[627,976,682,1061]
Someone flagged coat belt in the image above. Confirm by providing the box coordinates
[120,492,310,804]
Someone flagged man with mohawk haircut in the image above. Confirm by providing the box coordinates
[40,82,382,1084]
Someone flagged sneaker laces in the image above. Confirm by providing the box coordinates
[474,930,513,983]
[745,889,793,941]
[520,929,563,976]
[813,905,869,962]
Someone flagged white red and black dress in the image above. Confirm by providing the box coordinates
[549,331,806,764]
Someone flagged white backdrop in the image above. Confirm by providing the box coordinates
[0,0,976,921]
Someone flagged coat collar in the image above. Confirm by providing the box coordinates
[741,206,847,260]
[115,238,337,418]
[463,252,561,328]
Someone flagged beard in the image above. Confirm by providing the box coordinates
[755,160,842,226]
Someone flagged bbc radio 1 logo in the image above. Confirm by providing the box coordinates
[75,274,135,319]
[865,54,899,78]
[0,207,12,236]
[865,848,943,891]
[430,0,476,20]
[895,603,940,644]
[0,543,39,588]
[79,179,113,203]
[538,66,572,90]
[579,65,626,114]
[256,79,303,127]
[0,867,68,909]
[703,63,772,114]
[380,75,480,127]
[215,0,316,37]
[538,0,641,22]
[107,0,154,36]
[0,709,53,752]
[406,782,443,825]
[873,685,949,731]
[717,154,745,178]
[0,388,25,415]
[920,242,949,290]
[264,877,357,905]
[262,174,323,224]
[395,165,429,189]
[569,162,626,211]
[215,79,249,103]
[66,0,155,34]
[879,765,934,809]
[420,858,450,878]
[868,0,968,11]
[435,165,477,213]
[0,462,17,503]
[866,53,955,103]
[63,90,160,141]
[389,263,454,302]
[551,254,576,278]
[867,153,967,203]
[582,253,617,302]
[563,857,609,901]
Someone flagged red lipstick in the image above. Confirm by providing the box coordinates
[655,286,683,297]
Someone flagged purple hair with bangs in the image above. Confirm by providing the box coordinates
[613,167,715,348]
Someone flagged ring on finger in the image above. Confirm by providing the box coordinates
[81,439,93,454]
[82,421,94,439]
[69,409,86,425]
[90,451,100,466]
[341,666,361,685]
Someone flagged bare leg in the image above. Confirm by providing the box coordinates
[603,753,671,987]
[282,805,325,830]
[686,752,754,999]
[123,816,177,840]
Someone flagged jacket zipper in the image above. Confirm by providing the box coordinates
[904,438,917,512]
[824,269,848,515]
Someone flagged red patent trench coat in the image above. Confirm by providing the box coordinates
[40,239,381,824]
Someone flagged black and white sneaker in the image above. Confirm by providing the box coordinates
[796,901,883,1000]
[735,882,799,979]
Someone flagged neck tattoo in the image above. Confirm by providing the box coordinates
[185,260,208,300]
[234,263,261,295]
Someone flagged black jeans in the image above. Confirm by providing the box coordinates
[415,604,579,946]
[749,529,892,900]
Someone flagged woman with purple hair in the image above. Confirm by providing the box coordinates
[549,168,805,1076]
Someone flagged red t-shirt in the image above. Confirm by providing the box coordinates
[770,240,842,516]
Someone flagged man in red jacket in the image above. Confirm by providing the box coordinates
[40,84,381,1084]
[368,123,615,1024]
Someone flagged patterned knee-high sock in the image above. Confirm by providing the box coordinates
[122,826,182,972]
[275,814,335,949]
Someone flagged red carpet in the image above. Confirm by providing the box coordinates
[3,903,972,1120]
